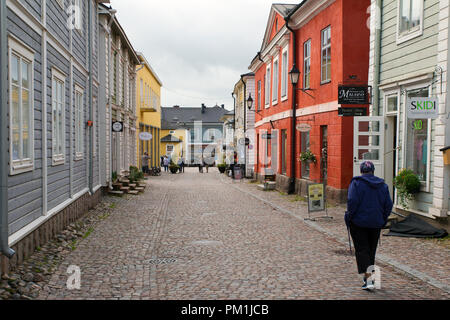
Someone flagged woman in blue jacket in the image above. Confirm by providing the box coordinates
[345,161,393,290]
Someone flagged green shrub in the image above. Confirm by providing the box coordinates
[394,168,421,209]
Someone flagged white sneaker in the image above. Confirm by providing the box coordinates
[362,279,375,290]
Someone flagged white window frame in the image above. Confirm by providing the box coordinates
[73,0,82,33]
[384,90,400,116]
[265,65,271,108]
[257,80,261,111]
[321,26,332,84]
[166,144,174,154]
[401,82,431,193]
[281,46,289,101]
[93,97,97,158]
[304,39,311,89]
[8,37,35,175]
[51,68,66,166]
[396,0,424,45]
[272,57,279,105]
[74,85,84,160]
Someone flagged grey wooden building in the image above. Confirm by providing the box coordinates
[1,0,105,270]
[368,0,450,219]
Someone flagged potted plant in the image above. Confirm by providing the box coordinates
[112,171,118,183]
[299,150,317,164]
[169,160,179,174]
[217,163,226,173]
[393,168,421,209]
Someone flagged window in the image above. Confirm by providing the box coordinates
[169,130,175,134]
[386,94,399,114]
[140,79,144,106]
[304,40,311,89]
[122,62,126,106]
[265,66,271,107]
[301,131,311,178]
[281,49,288,99]
[272,59,278,103]
[9,38,34,175]
[405,87,429,183]
[281,129,287,174]
[398,0,423,41]
[74,86,84,159]
[73,0,82,32]
[93,97,97,158]
[52,68,66,165]
[113,51,117,104]
[321,26,331,83]
[257,80,261,111]
[166,145,174,154]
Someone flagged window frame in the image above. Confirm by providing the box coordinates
[257,80,261,111]
[396,0,424,45]
[73,0,82,34]
[321,26,332,84]
[272,57,279,105]
[74,84,84,160]
[281,46,289,101]
[8,37,35,175]
[51,67,67,166]
[304,39,311,89]
[265,65,271,108]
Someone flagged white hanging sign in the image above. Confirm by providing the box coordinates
[139,132,153,141]
[407,97,439,119]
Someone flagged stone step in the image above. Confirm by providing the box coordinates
[120,187,130,192]
[134,187,144,192]
[128,183,137,188]
[108,190,124,196]
[128,190,139,195]
[257,182,276,191]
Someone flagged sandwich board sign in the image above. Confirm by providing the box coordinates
[307,183,325,213]
[407,97,439,119]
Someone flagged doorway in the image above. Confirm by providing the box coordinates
[385,115,398,198]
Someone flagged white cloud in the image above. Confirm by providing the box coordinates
[109,0,298,110]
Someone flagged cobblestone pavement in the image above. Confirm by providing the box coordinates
[35,168,449,300]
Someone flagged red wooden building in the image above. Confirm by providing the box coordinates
[248,0,370,202]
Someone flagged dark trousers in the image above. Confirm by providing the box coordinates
[349,222,381,274]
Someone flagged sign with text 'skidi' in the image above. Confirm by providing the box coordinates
[407,97,439,119]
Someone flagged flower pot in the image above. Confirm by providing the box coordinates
[169,167,179,174]
[218,166,226,173]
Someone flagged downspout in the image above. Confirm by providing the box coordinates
[231,92,236,140]
[88,0,94,194]
[240,76,247,176]
[372,0,382,116]
[0,0,15,258]
[107,9,116,189]
[285,16,297,195]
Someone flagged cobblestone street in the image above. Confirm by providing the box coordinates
[34,168,449,300]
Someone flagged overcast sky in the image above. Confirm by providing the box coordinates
[110,0,299,111]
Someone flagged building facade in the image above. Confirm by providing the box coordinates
[98,4,140,182]
[249,0,370,201]
[368,0,450,218]
[1,0,105,268]
[136,52,162,169]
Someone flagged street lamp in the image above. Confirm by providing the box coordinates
[289,64,300,85]
[247,94,253,110]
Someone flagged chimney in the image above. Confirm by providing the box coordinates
[201,103,206,113]
[221,104,225,109]
[173,105,180,108]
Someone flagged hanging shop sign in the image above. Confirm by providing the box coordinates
[139,132,153,141]
[112,121,123,132]
[407,97,439,119]
[338,107,367,117]
[296,124,312,132]
[338,85,369,104]
[307,183,325,213]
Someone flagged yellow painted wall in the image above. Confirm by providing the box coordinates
[160,128,187,164]
[136,53,162,168]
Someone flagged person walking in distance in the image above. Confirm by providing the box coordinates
[141,152,150,175]
[345,161,393,290]
[163,156,169,172]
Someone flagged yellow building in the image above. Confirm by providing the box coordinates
[136,52,163,169]
[160,125,188,164]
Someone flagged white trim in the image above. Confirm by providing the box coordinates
[396,0,424,45]
[74,84,84,161]
[8,187,89,247]
[8,36,35,176]
[265,65,271,108]
[272,57,279,105]
[383,89,401,116]
[281,44,289,102]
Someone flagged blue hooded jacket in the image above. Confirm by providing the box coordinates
[346,174,393,229]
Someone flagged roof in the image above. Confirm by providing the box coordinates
[272,3,298,17]
[161,134,182,143]
[136,52,163,87]
[161,105,229,128]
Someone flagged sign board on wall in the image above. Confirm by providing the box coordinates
[112,121,123,132]
[296,124,312,132]
[338,85,369,104]
[139,132,153,141]
[338,107,367,117]
[406,97,439,119]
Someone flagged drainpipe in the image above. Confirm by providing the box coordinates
[88,0,94,194]
[231,92,236,140]
[372,0,382,116]
[285,16,297,195]
[0,0,15,258]
[240,76,247,176]
[107,9,116,189]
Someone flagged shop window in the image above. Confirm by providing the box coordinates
[301,132,310,178]
[405,88,429,183]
